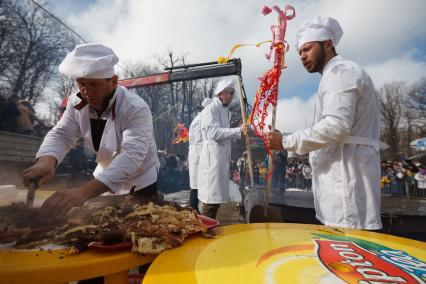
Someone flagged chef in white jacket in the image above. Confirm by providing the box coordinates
[266,16,382,230]
[198,78,247,219]
[188,97,212,212]
[23,43,159,221]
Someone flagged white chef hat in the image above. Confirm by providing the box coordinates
[295,16,343,50]
[58,43,119,79]
[214,78,235,96]
[201,97,213,107]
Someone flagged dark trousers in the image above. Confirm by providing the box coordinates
[201,203,221,219]
[130,182,160,202]
[189,189,199,212]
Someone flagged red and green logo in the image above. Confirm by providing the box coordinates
[315,240,422,283]
[313,233,426,284]
[255,233,425,283]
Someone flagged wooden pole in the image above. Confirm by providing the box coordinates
[264,14,283,216]
[264,104,277,216]
[236,76,255,190]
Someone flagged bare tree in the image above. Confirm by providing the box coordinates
[379,82,404,154]
[0,2,16,76]
[405,78,426,137]
[202,79,217,99]
[0,0,74,105]
[119,52,230,155]
[55,74,76,100]
[119,61,173,151]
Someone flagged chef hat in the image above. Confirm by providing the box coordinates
[201,97,213,107]
[214,78,235,96]
[295,16,343,50]
[59,43,119,79]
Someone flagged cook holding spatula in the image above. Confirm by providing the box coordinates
[23,43,160,222]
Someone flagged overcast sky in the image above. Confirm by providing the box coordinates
[46,0,426,132]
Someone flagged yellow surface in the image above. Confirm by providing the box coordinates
[0,245,156,284]
[142,223,426,284]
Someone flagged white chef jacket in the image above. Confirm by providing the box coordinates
[36,86,159,194]
[188,112,202,189]
[198,97,241,203]
[283,55,382,230]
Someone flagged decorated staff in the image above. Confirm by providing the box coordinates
[247,4,295,216]
[236,77,255,190]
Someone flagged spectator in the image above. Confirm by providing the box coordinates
[237,152,249,189]
[271,151,287,190]
[380,161,388,178]
[393,160,405,195]
[15,100,41,136]
[286,161,295,187]
[232,168,240,184]
[253,162,260,185]
[0,95,20,132]
[302,161,312,189]
[164,153,179,190]
[414,167,426,190]
[157,150,167,169]
[259,163,268,185]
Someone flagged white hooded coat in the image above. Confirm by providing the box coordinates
[188,112,202,189]
[283,55,382,230]
[198,97,241,203]
[36,86,159,194]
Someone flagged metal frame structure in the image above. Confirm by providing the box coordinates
[119,59,242,89]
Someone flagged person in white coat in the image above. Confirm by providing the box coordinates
[266,16,382,230]
[197,78,247,219]
[23,43,159,222]
[188,97,212,212]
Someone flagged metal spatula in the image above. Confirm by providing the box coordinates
[26,178,39,207]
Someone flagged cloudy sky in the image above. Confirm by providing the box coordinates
[46,0,426,132]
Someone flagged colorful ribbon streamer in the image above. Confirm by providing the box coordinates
[172,123,189,144]
[247,5,295,159]
[217,41,271,64]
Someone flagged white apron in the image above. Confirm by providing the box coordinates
[188,113,202,189]
[197,98,241,203]
[37,86,159,194]
[283,56,382,230]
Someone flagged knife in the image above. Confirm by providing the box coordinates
[26,178,39,208]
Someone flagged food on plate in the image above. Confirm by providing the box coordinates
[0,196,212,254]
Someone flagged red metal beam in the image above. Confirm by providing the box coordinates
[119,72,170,89]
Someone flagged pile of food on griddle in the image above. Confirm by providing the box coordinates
[0,196,212,255]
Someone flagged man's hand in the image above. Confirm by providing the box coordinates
[265,131,285,151]
[240,124,248,136]
[22,156,57,187]
[40,179,109,223]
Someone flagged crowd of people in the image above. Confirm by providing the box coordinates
[233,154,312,190]
[0,94,47,136]
[381,159,426,197]
[157,151,189,193]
